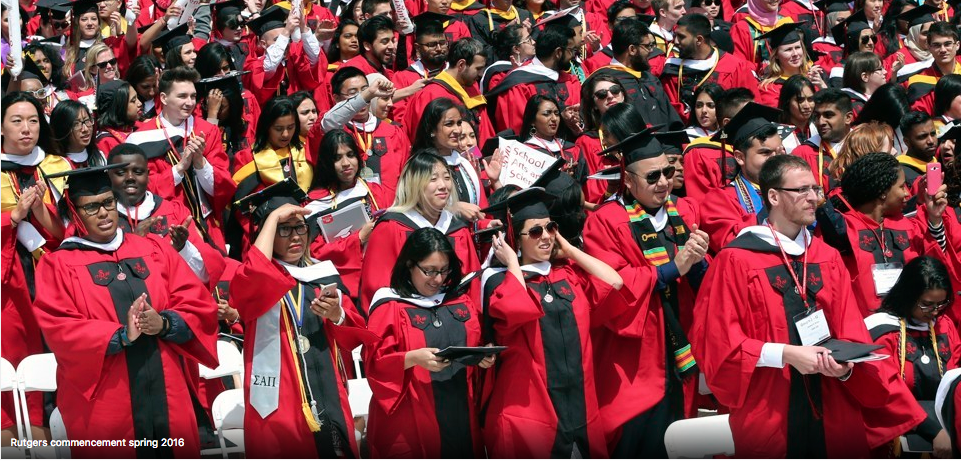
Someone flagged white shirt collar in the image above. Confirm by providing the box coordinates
[117,191,156,218]
[0,146,45,166]
[67,149,89,164]
[403,209,454,234]
[159,113,191,136]
[350,112,378,132]
[62,228,125,251]
[520,260,552,275]
[522,57,559,80]
[737,221,812,256]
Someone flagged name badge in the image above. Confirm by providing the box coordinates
[871,262,903,297]
[795,309,831,347]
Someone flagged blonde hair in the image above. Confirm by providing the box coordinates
[74,43,113,91]
[830,121,895,181]
[64,11,104,81]
[389,152,459,213]
[759,43,812,89]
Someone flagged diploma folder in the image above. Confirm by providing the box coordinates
[314,199,370,242]
[820,339,884,363]
[435,346,507,366]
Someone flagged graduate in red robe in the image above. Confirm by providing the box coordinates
[242,5,327,105]
[340,15,397,81]
[865,256,960,456]
[681,134,737,203]
[816,152,956,317]
[365,227,493,458]
[936,368,961,457]
[391,13,452,124]
[581,129,710,456]
[659,15,759,124]
[34,164,219,458]
[359,154,481,313]
[691,155,927,458]
[482,187,626,459]
[697,103,784,253]
[230,194,369,458]
[730,13,795,73]
[128,68,236,252]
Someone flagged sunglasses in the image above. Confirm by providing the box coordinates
[95,57,118,69]
[701,0,719,5]
[629,166,677,185]
[51,20,69,29]
[520,221,559,239]
[861,34,877,45]
[593,84,624,100]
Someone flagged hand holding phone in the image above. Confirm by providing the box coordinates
[321,282,338,298]
[927,162,943,197]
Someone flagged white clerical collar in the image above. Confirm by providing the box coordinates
[646,206,669,232]
[275,258,340,283]
[117,191,156,218]
[350,112,378,132]
[522,57,559,80]
[370,287,448,309]
[738,222,812,256]
[443,150,466,165]
[0,146,45,166]
[67,149,89,164]
[79,38,96,48]
[404,209,454,234]
[62,228,125,251]
[806,132,844,153]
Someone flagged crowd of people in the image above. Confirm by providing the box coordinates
[2,0,961,458]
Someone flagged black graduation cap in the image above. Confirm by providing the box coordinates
[43,163,129,201]
[939,122,961,142]
[634,14,655,25]
[536,6,582,29]
[481,131,517,158]
[897,4,939,27]
[754,21,807,49]
[413,11,455,28]
[234,177,308,218]
[481,186,555,226]
[196,70,247,95]
[36,0,69,19]
[153,22,193,54]
[831,9,870,47]
[35,36,66,54]
[531,159,577,197]
[211,0,246,28]
[68,0,98,17]
[20,55,49,87]
[596,126,665,165]
[711,102,782,146]
[711,29,734,54]
[654,130,691,155]
[246,5,289,36]
[814,0,850,13]
[96,79,127,111]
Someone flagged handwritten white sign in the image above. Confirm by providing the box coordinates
[499,138,561,189]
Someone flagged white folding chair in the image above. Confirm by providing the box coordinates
[15,354,57,443]
[49,408,69,459]
[200,389,245,459]
[347,378,372,419]
[1,358,23,443]
[351,346,363,378]
[664,414,735,459]
[199,341,244,380]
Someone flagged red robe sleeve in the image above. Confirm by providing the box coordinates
[486,272,545,335]
[730,21,758,71]
[682,144,728,203]
[359,220,405,313]
[231,248,297,322]
[700,186,758,253]
[364,300,415,414]
[494,83,535,134]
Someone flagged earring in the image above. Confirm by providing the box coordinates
[529,127,537,138]
[431,133,436,138]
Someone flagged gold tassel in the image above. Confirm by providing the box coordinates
[302,403,321,432]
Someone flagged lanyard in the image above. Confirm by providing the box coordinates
[156,117,193,162]
[817,140,835,188]
[676,48,721,110]
[352,127,373,156]
[125,203,141,233]
[767,224,811,309]
[284,282,306,328]
[836,193,892,262]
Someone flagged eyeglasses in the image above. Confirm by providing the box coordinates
[930,40,957,50]
[51,20,69,30]
[418,39,448,49]
[520,35,535,45]
[593,84,624,100]
[95,58,118,69]
[78,197,117,216]
[917,299,951,313]
[638,41,657,51]
[416,264,452,278]
[861,34,877,45]
[73,118,94,130]
[627,165,677,185]
[701,0,719,5]
[520,221,559,239]
[339,85,369,98]
[277,223,308,237]
[26,87,52,99]
[774,185,825,197]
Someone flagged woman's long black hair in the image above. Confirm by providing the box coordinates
[879,256,955,319]
[328,19,359,63]
[253,97,303,152]
[390,227,464,299]
[50,100,102,165]
[95,81,138,130]
[311,129,366,191]
[24,41,67,90]
[2,91,59,156]
[519,95,560,141]
[412,98,461,152]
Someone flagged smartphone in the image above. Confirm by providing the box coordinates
[467,146,483,159]
[321,282,338,298]
[473,225,504,244]
[927,162,943,196]
[371,209,387,220]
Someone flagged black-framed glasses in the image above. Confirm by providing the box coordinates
[418,39,448,49]
[638,41,657,51]
[861,34,877,45]
[628,166,677,185]
[917,299,951,313]
[277,223,308,237]
[339,85,369,97]
[593,84,624,100]
[774,185,824,197]
[73,118,94,130]
[520,221,559,239]
[416,264,452,278]
[95,58,118,69]
[78,197,117,216]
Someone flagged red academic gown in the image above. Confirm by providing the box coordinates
[680,135,737,203]
[481,262,616,458]
[690,230,927,457]
[402,74,496,147]
[905,61,961,115]
[659,49,760,123]
[791,136,839,194]
[305,179,390,301]
[359,210,480,314]
[731,17,794,73]
[486,63,583,134]
[699,179,765,253]
[32,232,219,458]
[391,61,440,125]
[341,54,395,81]
[243,41,325,106]
[130,116,236,251]
[816,202,949,317]
[584,48,614,76]
[581,198,702,452]
[335,118,411,202]
[231,250,368,459]
[364,289,484,458]
[95,127,134,160]
[575,132,618,205]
